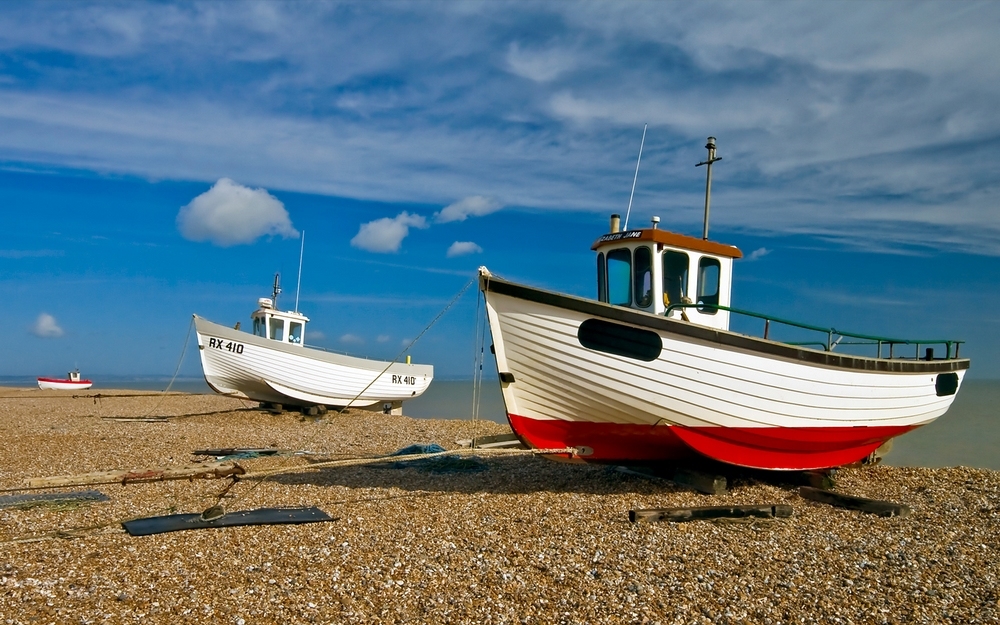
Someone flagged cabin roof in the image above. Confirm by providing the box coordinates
[591,228,743,259]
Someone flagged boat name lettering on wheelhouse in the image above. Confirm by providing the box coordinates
[207,338,244,354]
[595,230,643,244]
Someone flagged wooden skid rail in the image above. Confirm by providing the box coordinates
[629,504,793,523]
[799,486,911,517]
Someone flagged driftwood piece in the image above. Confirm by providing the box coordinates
[0,490,109,510]
[799,486,911,517]
[192,448,285,457]
[630,504,793,523]
[25,462,245,489]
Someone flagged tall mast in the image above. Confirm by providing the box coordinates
[623,124,647,231]
[272,273,281,308]
[696,136,722,240]
[294,230,305,313]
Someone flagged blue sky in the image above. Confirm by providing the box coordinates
[2,1,999,380]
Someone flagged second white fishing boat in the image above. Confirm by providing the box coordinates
[195,274,433,413]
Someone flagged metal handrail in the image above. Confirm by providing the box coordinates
[664,302,964,360]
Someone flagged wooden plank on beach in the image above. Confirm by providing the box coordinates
[798,486,911,517]
[25,462,245,489]
[629,504,793,523]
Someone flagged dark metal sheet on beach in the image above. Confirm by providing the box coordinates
[0,490,109,510]
[122,506,335,536]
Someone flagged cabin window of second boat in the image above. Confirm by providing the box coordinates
[633,246,653,309]
[253,317,266,338]
[662,251,689,313]
[606,248,632,306]
[269,317,285,341]
[289,322,303,345]
[697,257,721,314]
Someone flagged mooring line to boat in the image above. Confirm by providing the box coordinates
[470,287,487,436]
[127,316,200,420]
[206,274,482,516]
[0,446,581,546]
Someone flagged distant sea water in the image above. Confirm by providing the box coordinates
[2,375,996,470]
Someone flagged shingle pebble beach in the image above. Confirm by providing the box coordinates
[1,387,998,624]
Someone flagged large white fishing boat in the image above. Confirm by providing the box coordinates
[195,275,433,413]
[479,138,969,471]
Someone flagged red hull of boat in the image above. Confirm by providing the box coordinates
[508,413,915,470]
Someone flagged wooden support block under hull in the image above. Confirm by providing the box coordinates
[798,486,911,517]
[629,504,793,523]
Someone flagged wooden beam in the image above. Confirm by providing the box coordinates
[630,504,793,523]
[799,486,911,517]
[25,462,245,489]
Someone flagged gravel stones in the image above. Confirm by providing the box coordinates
[1,387,999,624]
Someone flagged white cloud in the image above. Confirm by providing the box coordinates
[506,42,578,82]
[747,247,771,261]
[446,241,483,258]
[339,333,364,344]
[177,178,298,247]
[377,334,391,343]
[31,313,63,338]
[307,329,326,341]
[350,211,428,253]
[434,196,503,224]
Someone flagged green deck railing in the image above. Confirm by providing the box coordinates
[664,302,963,360]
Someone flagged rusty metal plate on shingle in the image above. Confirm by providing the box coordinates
[122,506,334,536]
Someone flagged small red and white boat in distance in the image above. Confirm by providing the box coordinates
[37,370,93,391]
[479,137,970,471]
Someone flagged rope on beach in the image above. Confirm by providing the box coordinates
[226,273,483,509]
[0,445,578,546]
[239,446,580,481]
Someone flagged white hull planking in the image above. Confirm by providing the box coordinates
[194,316,432,407]
[485,290,964,431]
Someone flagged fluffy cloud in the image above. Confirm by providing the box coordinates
[31,312,63,338]
[351,211,428,253]
[339,333,364,344]
[446,241,483,258]
[177,178,298,247]
[505,42,578,82]
[747,247,771,261]
[434,196,503,224]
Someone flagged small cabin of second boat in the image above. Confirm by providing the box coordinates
[251,298,310,346]
[592,214,743,331]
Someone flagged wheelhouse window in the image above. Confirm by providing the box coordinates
[253,318,266,338]
[633,246,653,308]
[269,317,284,341]
[289,322,303,344]
[697,257,721,314]
[662,251,689,308]
[606,248,632,306]
[597,252,607,303]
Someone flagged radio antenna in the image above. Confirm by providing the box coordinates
[696,136,722,240]
[294,230,305,313]
[623,123,647,231]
